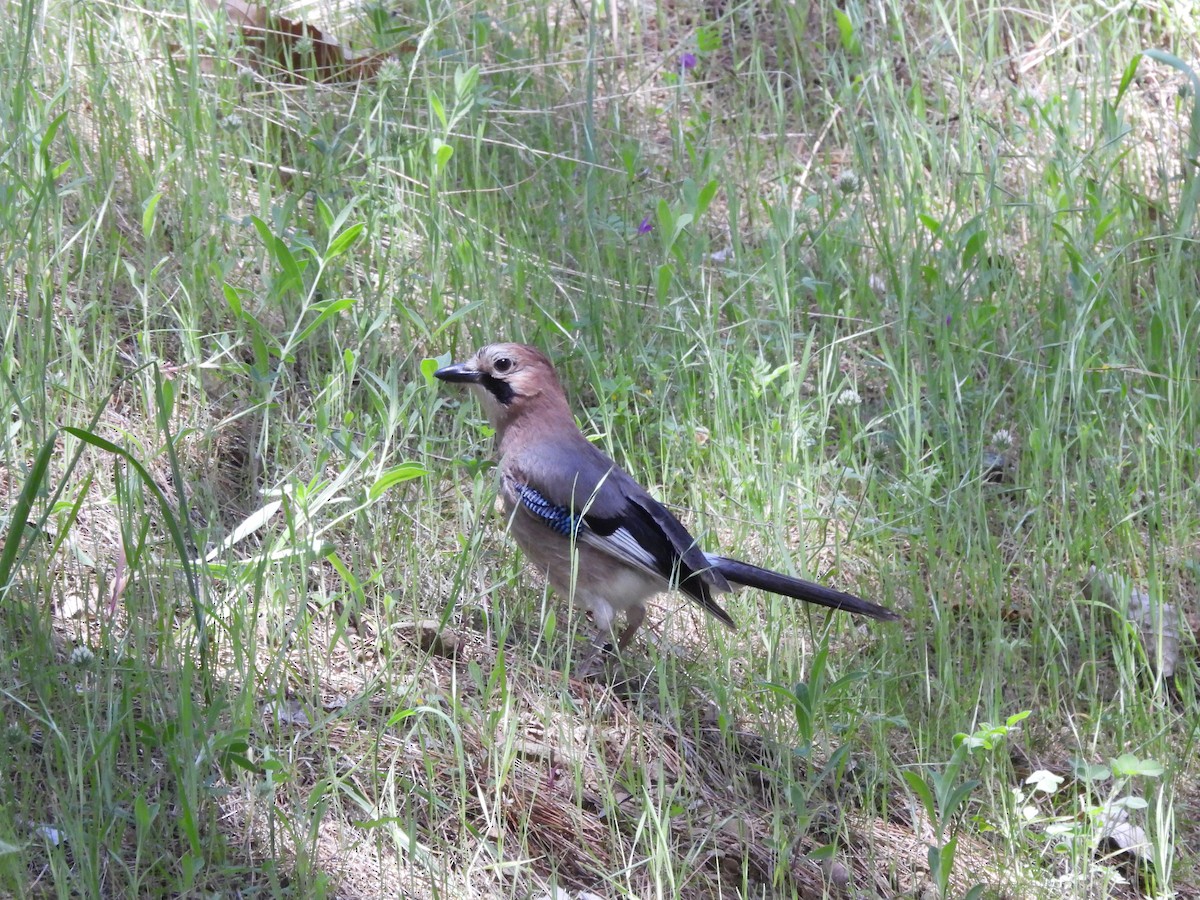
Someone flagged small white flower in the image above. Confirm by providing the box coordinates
[836,389,862,407]
[992,428,1014,447]
[70,645,95,666]
[835,170,861,194]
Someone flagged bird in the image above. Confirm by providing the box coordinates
[434,342,899,654]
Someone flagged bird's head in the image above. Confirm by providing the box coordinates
[434,343,570,436]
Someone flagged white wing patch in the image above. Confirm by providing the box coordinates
[580,526,660,575]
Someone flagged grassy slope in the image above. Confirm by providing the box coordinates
[0,0,1197,896]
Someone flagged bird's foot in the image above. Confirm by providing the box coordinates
[574,639,617,681]
[574,641,654,696]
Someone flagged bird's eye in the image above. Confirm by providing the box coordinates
[493,357,513,374]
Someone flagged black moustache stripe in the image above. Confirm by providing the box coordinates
[480,374,515,405]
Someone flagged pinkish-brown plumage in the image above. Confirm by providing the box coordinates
[435,343,898,652]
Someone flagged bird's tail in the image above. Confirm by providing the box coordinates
[707,556,900,621]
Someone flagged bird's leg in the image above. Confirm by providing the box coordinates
[574,605,642,680]
[566,599,609,679]
[576,636,614,680]
[616,605,646,649]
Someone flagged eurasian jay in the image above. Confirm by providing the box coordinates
[435,343,899,651]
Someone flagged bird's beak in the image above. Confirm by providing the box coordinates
[433,360,483,384]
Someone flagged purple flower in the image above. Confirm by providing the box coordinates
[679,52,697,71]
[638,216,654,234]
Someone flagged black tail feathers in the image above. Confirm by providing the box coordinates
[708,556,900,621]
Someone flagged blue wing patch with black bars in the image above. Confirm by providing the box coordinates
[516,483,581,537]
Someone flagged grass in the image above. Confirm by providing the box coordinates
[1,0,1198,895]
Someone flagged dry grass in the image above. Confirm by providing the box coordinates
[2,0,1198,896]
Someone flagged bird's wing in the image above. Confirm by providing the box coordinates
[504,437,732,605]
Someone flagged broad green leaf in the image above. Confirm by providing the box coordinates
[429,91,447,129]
[1025,769,1064,794]
[902,770,936,825]
[0,434,56,600]
[326,222,364,260]
[272,235,303,292]
[1111,753,1164,778]
[432,138,454,172]
[833,9,860,53]
[655,198,673,240]
[250,215,303,293]
[1071,758,1112,782]
[670,212,694,248]
[295,298,354,345]
[454,64,479,101]
[39,110,68,158]
[655,263,673,303]
[222,282,243,318]
[696,179,719,218]
[421,354,451,385]
[314,194,333,229]
[369,463,429,501]
[696,24,721,52]
[943,779,980,820]
[142,191,162,238]
[961,229,987,267]
[249,214,274,248]
[202,500,283,563]
[1115,53,1142,107]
